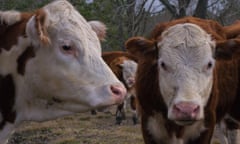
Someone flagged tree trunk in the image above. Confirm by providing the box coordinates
[194,0,208,18]
[178,0,191,18]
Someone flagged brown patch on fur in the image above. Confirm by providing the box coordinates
[0,12,33,51]
[0,75,16,129]
[223,20,240,39]
[215,39,240,60]
[125,37,156,59]
[0,11,36,75]
[17,46,35,75]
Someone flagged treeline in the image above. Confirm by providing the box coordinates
[1,0,240,51]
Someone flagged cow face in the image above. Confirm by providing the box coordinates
[23,0,126,115]
[126,23,240,126]
[119,60,137,89]
[156,24,215,125]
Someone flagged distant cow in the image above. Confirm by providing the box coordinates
[102,51,138,125]
[0,0,126,143]
[126,16,240,144]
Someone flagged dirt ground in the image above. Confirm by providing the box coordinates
[8,106,144,144]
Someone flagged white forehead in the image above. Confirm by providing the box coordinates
[43,0,101,54]
[158,23,215,65]
[122,60,137,73]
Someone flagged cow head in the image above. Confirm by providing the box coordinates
[119,60,137,89]
[126,22,240,126]
[109,56,137,89]
[21,0,126,118]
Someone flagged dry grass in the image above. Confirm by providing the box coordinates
[7,106,224,144]
[8,106,144,144]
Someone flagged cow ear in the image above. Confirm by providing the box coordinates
[117,63,124,69]
[215,39,240,60]
[88,21,107,41]
[26,9,50,46]
[125,37,156,59]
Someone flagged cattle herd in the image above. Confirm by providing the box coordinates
[1,0,240,144]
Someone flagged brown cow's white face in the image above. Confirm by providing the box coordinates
[120,60,137,88]
[22,0,126,119]
[157,23,215,125]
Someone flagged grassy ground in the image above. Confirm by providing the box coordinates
[8,106,144,144]
[7,106,224,144]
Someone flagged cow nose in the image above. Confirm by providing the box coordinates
[110,84,127,103]
[128,77,135,85]
[173,102,200,120]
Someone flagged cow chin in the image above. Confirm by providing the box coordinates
[174,119,198,126]
[49,99,115,115]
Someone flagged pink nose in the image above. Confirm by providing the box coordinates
[173,102,200,120]
[128,77,135,85]
[110,84,127,103]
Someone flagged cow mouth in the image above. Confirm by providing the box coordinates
[174,120,197,126]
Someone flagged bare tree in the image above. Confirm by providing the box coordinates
[158,0,208,18]
[111,0,160,49]
[193,0,208,18]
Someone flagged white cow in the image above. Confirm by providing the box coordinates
[0,0,126,143]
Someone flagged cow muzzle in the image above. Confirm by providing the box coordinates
[172,102,200,125]
[110,84,127,104]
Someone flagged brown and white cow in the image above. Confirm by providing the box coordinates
[126,16,240,144]
[102,51,138,125]
[0,0,126,143]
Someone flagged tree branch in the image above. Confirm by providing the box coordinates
[158,0,178,17]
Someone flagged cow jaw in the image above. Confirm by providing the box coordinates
[157,23,215,126]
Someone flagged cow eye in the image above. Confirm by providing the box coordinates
[60,44,78,57]
[203,61,214,74]
[161,61,167,71]
[206,60,215,70]
[207,61,213,69]
[62,45,72,51]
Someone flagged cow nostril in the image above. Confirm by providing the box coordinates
[174,105,181,112]
[111,86,120,95]
[110,84,127,98]
[193,106,200,113]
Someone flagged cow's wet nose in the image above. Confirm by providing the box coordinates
[110,84,127,103]
[173,102,200,120]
